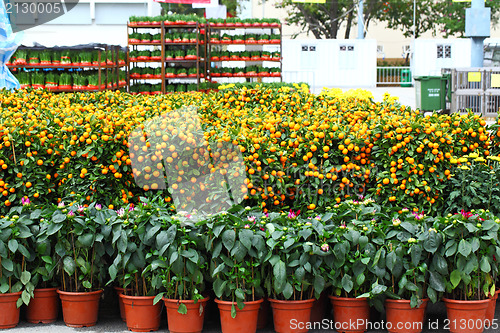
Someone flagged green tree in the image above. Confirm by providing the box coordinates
[160,0,239,17]
[276,0,500,39]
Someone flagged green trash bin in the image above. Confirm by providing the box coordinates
[414,76,445,111]
[401,69,412,87]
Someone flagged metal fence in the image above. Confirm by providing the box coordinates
[450,68,500,117]
[376,66,412,87]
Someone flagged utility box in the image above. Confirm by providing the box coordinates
[465,7,491,38]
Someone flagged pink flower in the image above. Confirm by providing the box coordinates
[321,243,329,252]
[460,209,473,218]
[21,197,30,206]
[247,216,256,222]
[244,224,250,229]
[95,204,102,210]
[288,209,300,219]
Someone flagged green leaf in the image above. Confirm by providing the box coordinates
[480,257,491,273]
[314,275,325,294]
[2,258,13,272]
[63,257,75,275]
[428,271,445,292]
[153,293,163,305]
[283,238,295,249]
[82,280,92,289]
[178,303,187,315]
[109,265,118,281]
[8,239,18,253]
[458,239,471,257]
[273,260,286,291]
[427,286,437,304]
[239,229,253,250]
[21,290,30,305]
[20,271,31,285]
[235,288,245,301]
[231,303,237,319]
[342,275,353,293]
[283,283,293,299]
[77,233,94,247]
[222,229,236,251]
[450,270,461,288]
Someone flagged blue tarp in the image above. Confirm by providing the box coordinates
[0,0,22,90]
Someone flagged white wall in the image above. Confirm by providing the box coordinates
[282,39,377,91]
[412,39,471,77]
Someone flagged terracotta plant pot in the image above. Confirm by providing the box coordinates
[485,289,500,324]
[269,298,315,333]
[385,298,428,333]
[121,294,162,332]
[57,289,103,327]
[0,291,22,329]
[329,296,370,333]
[257,297,270,329]
[443,298,490,333]
[26,288,59,324]
[215,298,263,333]
[114,286,127,322]
[164,296,209,333]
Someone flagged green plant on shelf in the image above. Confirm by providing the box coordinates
[28,50,40,65]
[152,33,161,43]
[174,50,185,60]
[81,51,92,65]
[45,72,57,88]
[61,50,71,64]
[165,33,173,43]
[40,51,51,64]
[187,84,198,92]
[58,73,71,87]
[166,85,175,93]
[172,32,182,43]
[15,71,29,85]
[177,67,188,77]
[176,84,186,92]
[165,51,174,60]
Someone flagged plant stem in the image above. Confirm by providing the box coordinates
[71,233,78,292]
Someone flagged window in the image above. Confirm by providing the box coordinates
[437,44,452,59]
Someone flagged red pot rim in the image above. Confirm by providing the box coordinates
[385,298,429,304]
[57,289,103,296]
[163,296,210,305]
[329,295,368,302]
[215,298,263,306]
[0,291,22,299]
[442,298,491,305]
[267,298,316,304]
[120,294,156,300]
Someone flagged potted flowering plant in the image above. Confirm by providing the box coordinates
[381,210,442,333]
[433,209,500,333]
[322,199,386,333]
[264,210,326,333]
[0,200,36,329]
[52,202,111,327]
[154,211,209,333]
[203,207,266,333]
[107,201,164,332]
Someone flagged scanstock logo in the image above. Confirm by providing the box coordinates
[4,0,79,33]
[128,107,246,220]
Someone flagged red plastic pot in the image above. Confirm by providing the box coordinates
[385,298,428,333]
[113,286,128,322]
[164,296,209,333]
[121,294,162,332]
[443,298,490,333]
[0,291,22,329]
[269,298,315,333]
[57,289,103,327]
[329,296,370,333]
[485,289,500,324]
[26,288,59,324]
[215,298,263,333]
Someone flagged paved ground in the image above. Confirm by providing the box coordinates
[9,292,500,332]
